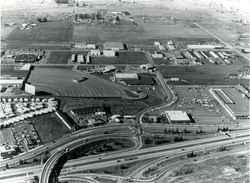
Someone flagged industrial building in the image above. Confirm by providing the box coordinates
[89,50,101,56]
[187,45,220,50]
[103,50,116,57]
[74,42,87,49]
[104,42,124,50]
[164,111,191,123]
[151,52,164,58]
[115,73,138,81]
[209,86,250,119]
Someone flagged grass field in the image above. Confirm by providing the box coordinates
[28,67,143,99]
[1,65,29,78]
[91,51,149,65]
[31,112,70,144]
[7,22,73,42]
[159,65,249,86]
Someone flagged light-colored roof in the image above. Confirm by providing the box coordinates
[115,73,138,79]
[165,111,190,121]
[104,42,124,49]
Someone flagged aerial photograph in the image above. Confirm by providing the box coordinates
[0,0,249,182]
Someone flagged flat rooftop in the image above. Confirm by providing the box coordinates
[164,111,190,121]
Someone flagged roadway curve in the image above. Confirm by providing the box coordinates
[39,134,138,183]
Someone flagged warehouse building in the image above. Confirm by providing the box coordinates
[164,111,191,123]
[103,50,116,57]
[74,42,87,49]
[209,86,250,119]
[187,45,216,50]
[151,52,164,58]
[90,50,101,56]
[104,42,124,50]
[115,73,138,81]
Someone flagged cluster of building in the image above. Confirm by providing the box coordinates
[72,42,125,64]
[154,41,176,51]
[0,97,58,127]
[186,45,234,65]
[209,85,250,120]
[0,144,17,160]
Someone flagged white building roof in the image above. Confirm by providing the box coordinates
[115,73,138,79]
[165,111,190,121]
[187,45,216,49]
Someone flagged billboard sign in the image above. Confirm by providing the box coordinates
[25,83,36,95]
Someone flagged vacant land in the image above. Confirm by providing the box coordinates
[159,65,249,86]
[91,51,149,65]
[27,67,143,99]
[0,65,29,78]
[168,154,249,183]
[31,112,70,144]
[7,22,73,42]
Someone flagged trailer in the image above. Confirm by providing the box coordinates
[199,51,208,59]
[217,52,225,59]
[193,51,203,59]
[209,51,219,58]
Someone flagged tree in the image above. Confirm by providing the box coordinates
[115,15,120,21]
[19,159,23,165]
[164,128,167,133]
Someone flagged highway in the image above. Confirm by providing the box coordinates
[0,124,136,169]
[38,129,248,183]
[39,133,138,183]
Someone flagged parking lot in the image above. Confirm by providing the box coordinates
[143,85,236,127]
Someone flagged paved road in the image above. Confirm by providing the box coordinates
[0,124,134,169]
[193,22,250,61]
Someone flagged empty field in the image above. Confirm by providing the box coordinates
[159,65,249,86]
[91,51,149,65]
[7,22,73,42]
[0,65,29,78]
[31,112,70,144]
[27,67,143,99]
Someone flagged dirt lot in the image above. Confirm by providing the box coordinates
[159,65,250,86]
[31,112,70,144]
[169,153,249,183]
